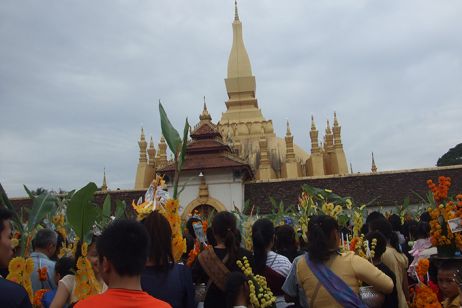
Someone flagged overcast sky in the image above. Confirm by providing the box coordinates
[1,0,461,197]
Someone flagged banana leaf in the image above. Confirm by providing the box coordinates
[24,185,57,231]
[0,182,23,233]
[159,102,181,155]
[66,182,100,243]
[178,118,190,172]
[101,194,112,224]
[115,200,126,219]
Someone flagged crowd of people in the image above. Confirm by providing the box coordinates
[1,206,461,308]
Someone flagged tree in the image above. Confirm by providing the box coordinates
[437,143,462,166]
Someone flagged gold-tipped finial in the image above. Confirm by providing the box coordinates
[101,168,108,192]
[149,136,154,148]
[286,119,292,136]
[371,152,377,173]
[200,96,212,121]
[234,0,239,21]
[326,120,332,134]
[140,127,146,141]
[333,112,339,127]
[311,115,316,130]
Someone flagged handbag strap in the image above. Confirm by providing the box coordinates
[198,248,230,291]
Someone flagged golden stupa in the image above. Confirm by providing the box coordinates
[135,2,349,188]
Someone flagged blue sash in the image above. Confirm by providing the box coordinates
[305,253,367,308]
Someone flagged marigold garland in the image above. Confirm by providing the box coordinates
[427,176,462,250]
[415,259,430,280]
[411,258,441,308]
[38,267,48,282]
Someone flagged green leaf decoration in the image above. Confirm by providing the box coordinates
[0,183,23,233]
[178,118,190,171]
[102,194,112,225]
[25,186,57,231]
[66,182,100,242]
[114,200,126,219]
[159,102,182,155]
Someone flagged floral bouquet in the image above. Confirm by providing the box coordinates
[236,256,276,308]
[410,259,441,308]
[427,176,462,257]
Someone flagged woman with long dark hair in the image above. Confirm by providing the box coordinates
[286,215,393,308]
[141,211,195,308]
[252,218,291,298]
[369,218,409,308]
[192,211,252,308]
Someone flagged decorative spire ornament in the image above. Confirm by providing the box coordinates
[371,152,377,173]
[101,168,108,192]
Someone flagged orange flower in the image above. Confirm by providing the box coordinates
[38,267,48,282]
[416,259,430,279]
[33,289,49,306]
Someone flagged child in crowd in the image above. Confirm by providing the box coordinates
[438,261,460,308]
[41,256,74,308]
[225,272,250,308]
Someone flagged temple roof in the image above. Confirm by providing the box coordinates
[158,110,253,180]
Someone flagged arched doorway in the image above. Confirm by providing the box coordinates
[191,204,217,218]
[182,197,227,219]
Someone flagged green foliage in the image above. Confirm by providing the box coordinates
[158,102,190,199]
[0,183,23,233]
[159,102,182,155]
[437,143,462,166]
[24,185,57,232]
[66,182,101,243]
[114,200,126,219]
[178,118,190,172]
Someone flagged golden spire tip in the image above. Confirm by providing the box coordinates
[234,0,239,21]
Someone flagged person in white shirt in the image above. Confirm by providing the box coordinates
[252,218,292,306]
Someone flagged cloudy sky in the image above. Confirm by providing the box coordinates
[1,0,461,197]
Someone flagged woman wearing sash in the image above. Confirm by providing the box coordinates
[293,215,394,308]
[192,212,253,308]
[252,218,292,304]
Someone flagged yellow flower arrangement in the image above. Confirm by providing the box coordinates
[321,202,343,219]
[74,242,102,301]
[236,256,276,308]
[58,240,78,258]
[11,238,19,249]
[160,198,186,262]
[7,257,34,301]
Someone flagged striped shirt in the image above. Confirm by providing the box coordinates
[266,251,292,277]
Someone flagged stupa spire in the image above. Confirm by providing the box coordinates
[227,1,252,79]
[286,119,292,136]
[138,127,147,163]
[200,96,212,121]
[234,0,239,21]
[101,168,108,192]
[371,152,377,173]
